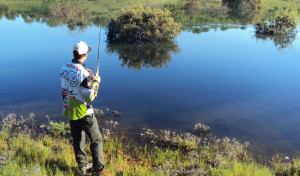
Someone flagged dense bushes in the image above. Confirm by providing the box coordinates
[255,15,296,35]
[107,6,182,43]
[223,0,265,10]
[223,0,265,25]
[254,13,297,49]
[184,1,199,18]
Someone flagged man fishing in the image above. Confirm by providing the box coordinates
[60,41,105,175]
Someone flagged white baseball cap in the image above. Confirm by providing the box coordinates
[73,41,92,55]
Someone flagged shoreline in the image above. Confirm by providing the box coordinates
[0,112,299,175]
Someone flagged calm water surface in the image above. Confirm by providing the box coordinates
[1,16,300,158]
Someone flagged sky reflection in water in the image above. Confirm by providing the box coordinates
[1,17,300,157]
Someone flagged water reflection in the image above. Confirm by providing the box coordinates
[48,2,92,33]
[200,1,229,16]
[0,2,94,34]
[0,0,293,36]
[106,42,181,70]
[255,32,297,50]
[0,4,9,19]
[184,1,199,19]
[228,8,264,25]
[223,0,265,25]
[166,0,264,33]
[0,3,48,21]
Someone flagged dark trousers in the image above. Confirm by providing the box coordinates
[70,114,105,172]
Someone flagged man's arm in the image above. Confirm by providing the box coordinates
[80,69,101,102]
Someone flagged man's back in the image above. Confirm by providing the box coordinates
[60,61,98,120]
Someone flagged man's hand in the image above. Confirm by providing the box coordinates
[93,75,101,83]
[86,69,101,83]
[86,69,93,75]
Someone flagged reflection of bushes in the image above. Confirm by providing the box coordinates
[255,31,296,50]
[184,1,199,18]
[255,14,297,50]
[228,6,264,24]
[107,6,182,43]
[48,2,91,33]
[238,0,264,13]
[201,5,229,16]
[106,42,181,70]
[223,0,265,24]
[0,4,9,19]
[190,25,211,34]
[201,1,229,16]
[223,0,265,25]
[223,0,265,10]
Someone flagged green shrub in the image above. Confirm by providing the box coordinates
[224,0,265,25]
[107,5,182,43]
[223,0,265,10]
[255,15,296,35]
[254,10,297,50]
[184,1,199,18]
[49,121,70,138]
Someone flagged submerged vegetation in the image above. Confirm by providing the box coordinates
[0,112,299,175]
[107,6,182,43]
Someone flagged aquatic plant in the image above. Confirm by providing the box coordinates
[107,5,182,43]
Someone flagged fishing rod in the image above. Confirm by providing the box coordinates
[95,0,103,77]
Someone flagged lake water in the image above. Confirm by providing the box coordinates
[1,11,300,159]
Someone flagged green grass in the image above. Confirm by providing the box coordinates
[211,162,273,176]
[264,0,300,8]
[1,129,299,176]
[1,0,300,31]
